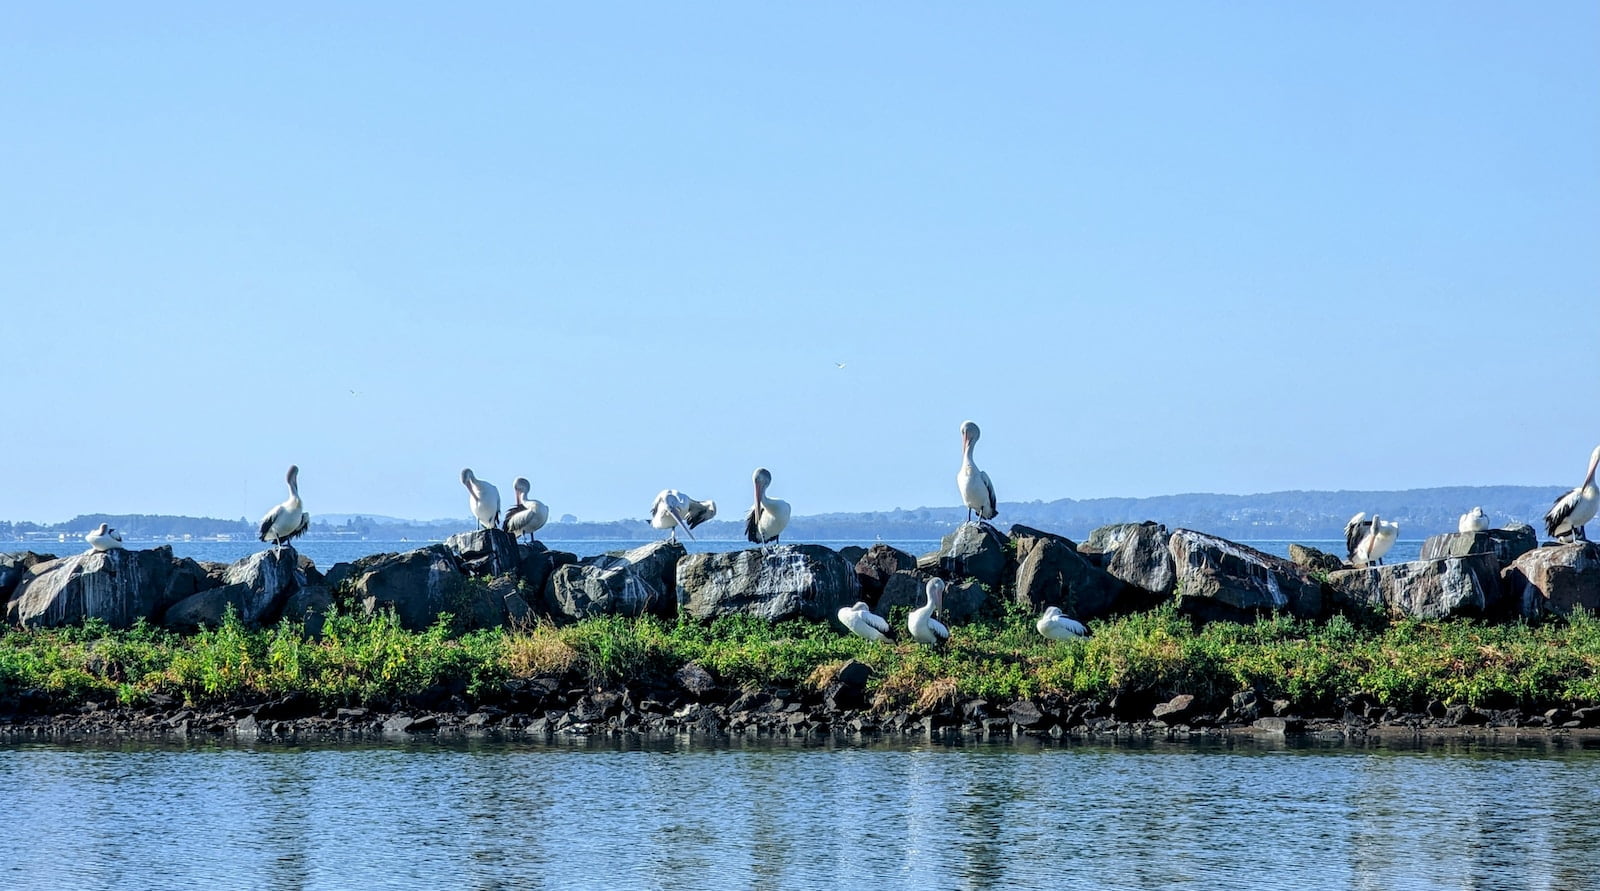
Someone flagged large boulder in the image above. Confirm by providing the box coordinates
[1077,523,1145,566]
[0,551,55,602]
[1504,543,1600,619]
[327,545,467,630]
[859,569,987,624]
[935,522,1010,588]
[543,541,685,622]
[1102,523,1176,599]
[518,542,576,596]
[7,547,177,629]
[1010,525,1124,618]
[1168,530,1323,621]
[163,548,305,630]
[1288,544,1345,574]
[446,528,521,577]
[676,545,859,622]
[1420,525,1538,567]
[1325,554,1503,619]
[854,545,917,599]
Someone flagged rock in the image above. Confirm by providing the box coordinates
[1168,530,1323,621]
[0,551,55,601]
[503,588,534,626]
[1253,716,1305,734]
[1153,694,1196,724]
[877,570,932,613]
[935,523,1009,587]
[676,662,718,698]
[331,545,467,631]
[7,547,176,629]
[1011,525,1124,618]
[838,546,867,565]
[216,548,304,625]
[1105,523,1177,599]
[515,542,576,596]
[164,557,224,608]
[383,715,420,734]
[1325,554,1503,619]
[1420,525,1538,567]
[446,528,521,577]
[163,586,251,631]
[676,545,859,622]
[1288,544,1345,574]
[543,540,685,622]
[1008,700,1047,727]
[460,575,519,630]
[836,659,872,688]
[281,585,333,636]
[1504,543,1600,619]
[854,545,917,600]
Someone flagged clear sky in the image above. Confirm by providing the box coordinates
[3,3,1597,525]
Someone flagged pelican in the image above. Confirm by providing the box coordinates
[1345,512,1399,567]
[838,601,891,643]
[258,464,310,552]
[908,578,950,646]
[1458,507,1489,534]
[461,468,501,531]
[651,489,716,541]
[743,468,790,544]
[502,477,549,543]
[1036,606,1089,641]
[957,420,997,524]
[1544,445,1600,543]
[84,523,124,552]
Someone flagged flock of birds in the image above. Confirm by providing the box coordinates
[74,428,1600,646]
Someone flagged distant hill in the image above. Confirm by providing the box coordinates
[1,486,1566,544]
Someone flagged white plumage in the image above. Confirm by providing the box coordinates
[1458,507,1489,534]
[461,468,501,531]
[651,489,717,541]
[257,465,310,551]
[909,578,950,646]
[85,523,124,552]
[838,601,891,643]
[744,468,791,544]
[1345,512,1399,568]
[502,477,549,543]
[957,420,997,524]
[1036,606,1089,641]
[1544,445,1600,543]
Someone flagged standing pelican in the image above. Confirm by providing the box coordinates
[1458,507,1489,534]
[957,420,997,524]
[908,578,950,646]
[838,601,891,643]
[1345,512,1398,567]
[502,477,549,543]
[1544,445,1600,543]
[258,464,310,552]
[744,468,790,544]
[651,489,717,541]
[461,468,501,531]
[84,523,124,552]
[1036,606,1089,641]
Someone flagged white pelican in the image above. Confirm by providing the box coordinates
[461,468,501,531]
[838,601,891,643]
[651,489,716,541]
[1345,512,1399,567]
[257,464,310,552]
[84,523,124,552]
[908,578,950,646]
[957,420,997,524]
[1544,444,1600,543]
[502,477,549,543]
[1036,606,1089,641]
[1458,507,1489,534]
[744,468,791,544]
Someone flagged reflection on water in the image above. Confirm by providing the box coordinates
[3,736,1598,890]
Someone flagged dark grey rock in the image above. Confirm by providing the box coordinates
[383,715,420,734]
[446,528,521,577]
[1153,694,1196,724]
[854,545,917,599]
[333,545,468,631]
[1008,700,1046,727]
[1253,716,1305,734]
[936,523,1009,587]
[281,585,333,637]
[216,548,303,625]
[1105,522,1177,598]
[676,545,859,622]
[7,546,176,629]
[163,557,224,615]
[877,570,933,614]
[163,585,252,631]
[1326,554,1503,619]
[1504,543,1600,619]
[1420,525,1538,566]
[676,662,718,698]
[460,575,519,630]
[1011,525,1124,618]
[1288,544,1345,574]
[836,659,872,687]
[1168,530,1323,621]
[543,540,685,622]
[0,551,56,601]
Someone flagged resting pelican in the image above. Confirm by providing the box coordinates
[1345,512,1399,567]
[460,468,501,531]
[502,477,549,543]
[85,523,124,552]
[1458,507,1489,534]
[744,468,791,544]
[1036,606,1089,641]
[908,578,950,646]
[651,489,717,541]
[1544,445,1600,543]
[957,420,997,524]
[257,464,310,552]
[838,601,891,643]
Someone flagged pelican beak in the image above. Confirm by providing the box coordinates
[667,502,695,540]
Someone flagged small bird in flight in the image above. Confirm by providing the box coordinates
[835,362,847,369]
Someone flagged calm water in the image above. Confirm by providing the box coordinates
[2,736,1597,890]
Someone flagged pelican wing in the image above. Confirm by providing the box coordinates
[288,512,310,541]
[1546,489,1580,537]
[744,506,774,544]
[1344,513,1369,558]
[661,495,693,538]
[864,610,890,635]
[109,528,122,543]
[258,507,282,542]
[682,499,716,530]
[980,471,998,520]
[930,617,949,643]
[502,502,526,532]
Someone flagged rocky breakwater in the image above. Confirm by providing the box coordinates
[1323,524,1547,621]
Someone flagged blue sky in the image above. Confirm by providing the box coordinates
[3,3,1597,524]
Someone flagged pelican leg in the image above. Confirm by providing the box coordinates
[1579,526,1590,542]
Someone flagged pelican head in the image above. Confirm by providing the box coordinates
[753,467,772,490]
[461,468,476,489]
[926,577,947,608]
[1587,445,1600,483]
[513,477,531,497]
[849,601,870,612]
[1042,605,1063,620]
[96,523,111,535]
[960,420,980,449]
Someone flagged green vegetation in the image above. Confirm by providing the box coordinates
[4,604,1600,714]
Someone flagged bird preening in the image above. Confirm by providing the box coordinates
[1458,506,1489,534]
[957,420,997,525]
[652,489,716,542]
[744,468,791,545]
[1544,445,1600,543]
[502,477,549,543]
[909,577,951,646]
[85,523,124,553]
[258,464,310,553]
[838,601,891,643]
[461,468,501,531]
[1345,512,1399,568]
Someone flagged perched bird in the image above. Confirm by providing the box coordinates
[744,468,791,544]
[651,489,717,541]
[84,523,124,552]
[1345,512,1399,567]
[1544,445,1600,543]
[502,477,549,543]
[957,420,997,524]
[461,468,501,531]
[908,578,950,646]
[838,601,892,643]
[257,464,310,553]
[1458,507,1489,534]
[1036,606,1089,641]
